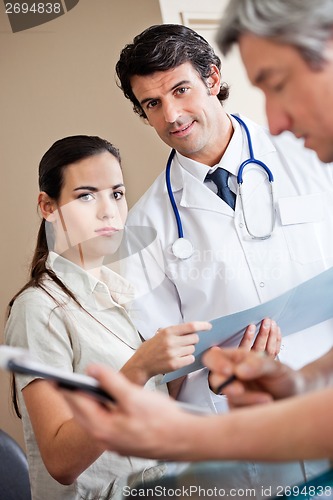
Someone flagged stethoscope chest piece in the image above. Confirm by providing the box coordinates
[172,237,194,259]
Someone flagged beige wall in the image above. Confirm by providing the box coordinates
[0,0,167,449]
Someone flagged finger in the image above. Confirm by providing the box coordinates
[238,324,256,350]
[163,321,212,338]
[209,374,244,395]
[203,346,252,378]
[86,364,138,408]
[176,333,200,347]
[227,391,274,408]
[154,332,199,359]
[174,353,196,369]
[235,353,282,381]
[164,344,197,369]
[275,328,282,357]
[203,347,233,377]
[178,343,196,356]
[263,321,281,358]
[251,318,271,352]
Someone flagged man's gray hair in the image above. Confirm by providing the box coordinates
[217,0,333,67]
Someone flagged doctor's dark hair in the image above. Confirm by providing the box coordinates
[116,24,230,119]
[218,0,333,68]
[8,135,121,418]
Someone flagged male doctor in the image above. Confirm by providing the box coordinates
[116,23,333,414]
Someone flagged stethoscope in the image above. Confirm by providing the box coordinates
[166,114,276,260]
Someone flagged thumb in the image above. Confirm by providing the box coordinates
[236,353,280,380]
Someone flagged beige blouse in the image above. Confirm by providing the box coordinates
[5,252,165,500]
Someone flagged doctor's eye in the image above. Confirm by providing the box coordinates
[146,99,159,110]
[176,87,189,96]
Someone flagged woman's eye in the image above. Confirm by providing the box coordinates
[113,191,124,200]
[78,193,94,202]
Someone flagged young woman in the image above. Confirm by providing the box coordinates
[5,135,210,500]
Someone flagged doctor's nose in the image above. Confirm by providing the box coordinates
[163,100,181,123]
[266,98,292,136]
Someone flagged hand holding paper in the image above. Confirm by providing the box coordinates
[162,266,333,383]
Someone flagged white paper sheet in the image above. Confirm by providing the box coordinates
[162,265,333,383]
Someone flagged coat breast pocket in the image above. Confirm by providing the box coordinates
[278,193,333,264]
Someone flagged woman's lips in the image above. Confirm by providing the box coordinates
[95,227,119,236]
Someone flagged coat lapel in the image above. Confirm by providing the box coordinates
[170,157,234,217]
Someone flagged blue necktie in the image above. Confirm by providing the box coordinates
[205,168,236,210]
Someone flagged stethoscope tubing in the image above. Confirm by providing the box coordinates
[165,149,183,238]
[232,114,274,184]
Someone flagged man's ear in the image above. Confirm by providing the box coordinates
[38,192,56,222]
[207,64,221,96]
